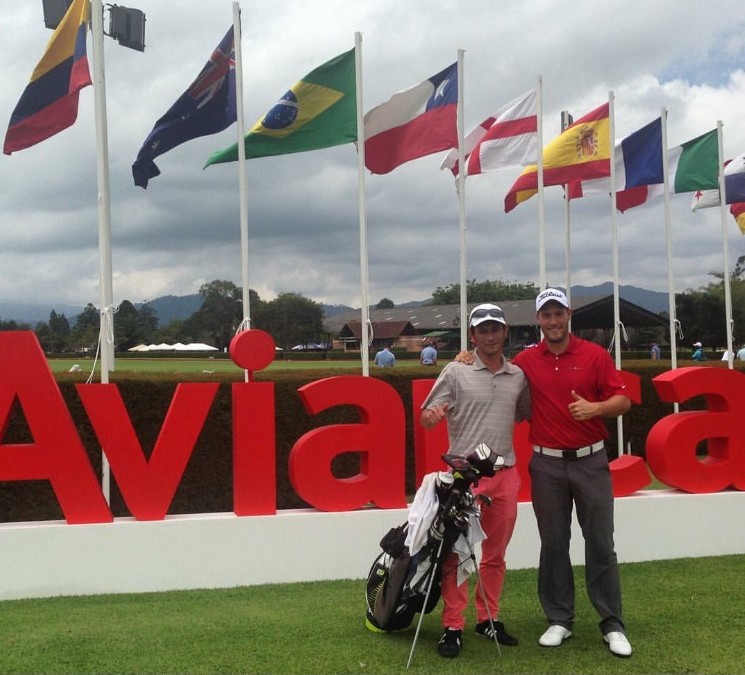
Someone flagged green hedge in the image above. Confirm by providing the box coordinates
[0,365,710,523]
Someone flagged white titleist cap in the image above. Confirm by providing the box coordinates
[536,288,569,312]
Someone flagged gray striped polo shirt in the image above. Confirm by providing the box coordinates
[421,351,530,466]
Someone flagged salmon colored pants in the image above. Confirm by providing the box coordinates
[440,466,520,630]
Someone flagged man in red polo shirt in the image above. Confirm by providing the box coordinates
[513,288,632,657]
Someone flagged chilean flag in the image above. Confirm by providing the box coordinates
[364,62,457,175]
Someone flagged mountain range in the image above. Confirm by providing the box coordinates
[0,283,670,326]
[322,284,671,316]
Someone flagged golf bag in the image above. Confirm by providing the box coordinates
[364,453,486,633]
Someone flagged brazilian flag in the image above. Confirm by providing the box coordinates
[205,48,356,166]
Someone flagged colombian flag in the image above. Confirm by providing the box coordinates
[3,0,91,155]
[504,102,611,212]
[205,48,356,166]
[731,203,745,235]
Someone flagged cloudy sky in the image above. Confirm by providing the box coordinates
[1,0,744,320]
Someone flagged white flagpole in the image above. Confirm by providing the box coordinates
[661,108,680,408]
[560,107,573,318]
[456,50,467,350]
[717,121,735,369]
[563,190,572,326]
[355,32,370,376]
[536,76,546,289]
[90,0,114,502]
[232,2,251,382]
[234,4,249,324]
[608,91,625,454]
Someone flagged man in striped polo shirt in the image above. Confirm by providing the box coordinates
[421,303,530,658]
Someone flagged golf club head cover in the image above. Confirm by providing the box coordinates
[465,442,497,477]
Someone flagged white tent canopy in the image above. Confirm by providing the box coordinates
[127,343,218,352]
[175,343,218,351]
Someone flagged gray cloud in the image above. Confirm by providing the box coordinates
[1,0,744,317]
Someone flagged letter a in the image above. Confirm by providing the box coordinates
[290,376,406,511]
[0,332,112,524]
[647,366,745,492]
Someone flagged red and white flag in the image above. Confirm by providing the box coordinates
[364,62,458,175]
[440,89,537,177]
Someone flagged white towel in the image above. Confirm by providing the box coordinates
[405,472,442,557]
[405,471,486,586]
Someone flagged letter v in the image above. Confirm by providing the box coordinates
[77,383,218,520]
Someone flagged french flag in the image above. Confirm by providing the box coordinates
[579,117,663,212]
[724,152,745,204]
[364,63,457,175]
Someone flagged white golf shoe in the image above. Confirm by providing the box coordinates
[538,624,572,647]
[604,631,633,657]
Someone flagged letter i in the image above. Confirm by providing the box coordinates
[230,330,278,515]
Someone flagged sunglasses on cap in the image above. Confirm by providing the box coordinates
[470,307,504,320]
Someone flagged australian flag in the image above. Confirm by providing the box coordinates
[132,27,237,188]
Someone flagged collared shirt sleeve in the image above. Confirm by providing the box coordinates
[516,377,531,422]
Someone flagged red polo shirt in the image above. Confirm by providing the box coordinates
[512,334,627,449]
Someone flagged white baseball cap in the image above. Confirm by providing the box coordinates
[469,303,507,327]
[536,288,569,312]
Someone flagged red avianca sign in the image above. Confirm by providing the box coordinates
[0,330,743,525]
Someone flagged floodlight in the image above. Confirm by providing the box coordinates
[561,110,574,132]
[42,0,72,29]
[108,4,146,52]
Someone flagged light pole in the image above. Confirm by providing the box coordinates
[42,1,146,52]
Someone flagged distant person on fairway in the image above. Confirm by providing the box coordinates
[420,340,438,366]
[373,344,395,367]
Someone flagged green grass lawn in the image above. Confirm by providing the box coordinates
[49,356,370,376]
[0,554,742,674]
[50,355,745,377]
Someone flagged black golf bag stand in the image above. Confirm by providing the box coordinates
[364,452,504,668]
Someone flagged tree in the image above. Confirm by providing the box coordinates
[47,310,70,353]
[113,300,160,351]
[150,318,191,345]
[432,279,540,305]
[675,263,745,352]
[113,300,140,351]
[376,298,394,309]
[0,315,32,330]
[70,303,100,352]
[186,280,244,351]
[138,303,159,337]
[253,293,323,349]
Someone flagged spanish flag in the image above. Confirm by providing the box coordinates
[504,102,610,212]
[3,0,91,155]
